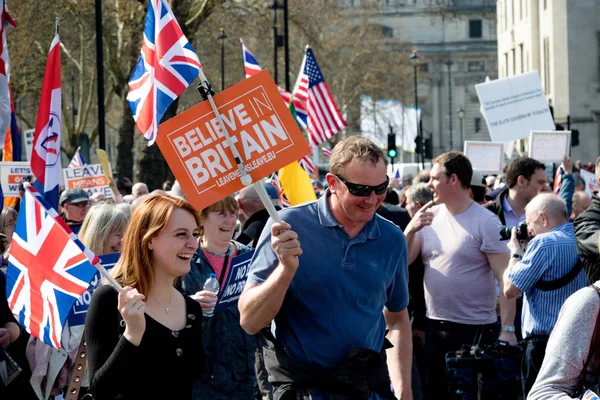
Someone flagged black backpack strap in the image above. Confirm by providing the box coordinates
[534,259,584,291]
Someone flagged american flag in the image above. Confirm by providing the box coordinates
[298,155,315,175]
[553,165,564,194]
[298,47,346,147]
[6,184,100,349]
[240,39,307,128]
[127,0,201,145]
[322,147,333,157]
[269,172,290,208]
[68,147,86,168]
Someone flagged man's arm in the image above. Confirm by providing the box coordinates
[384,308,412,400]
[487,251,517,345]
[238,221,302,335]
[503,256,523,300]
[403,201,434,264]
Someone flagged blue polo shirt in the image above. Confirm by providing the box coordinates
[247,191,409,370]
[508,222,587,337]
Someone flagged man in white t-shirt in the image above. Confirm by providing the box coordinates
[404,151,516,398]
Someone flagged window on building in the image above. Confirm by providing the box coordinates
[543,37,551,94]
[504,2,508,29]
[519,44,524,73]
[543,0,547,10]
[475,118,482,133]
[519,0,522,19]
[468,61,485,72]
[511,0,515,25]
[512,48,516,75]
[504,52,509,77]
[469,20,483,38]
[525,0,528,17]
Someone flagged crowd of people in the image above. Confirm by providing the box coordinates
[0,136,600,399]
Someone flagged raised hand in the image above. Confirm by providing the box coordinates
[118,287,146,346]
[191,290,218,314]
[271,221,302,273]
[405,200,435,235]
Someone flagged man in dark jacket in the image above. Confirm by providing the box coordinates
[485,157,547,225]
[236,183,281,249]
[574,156,600,283]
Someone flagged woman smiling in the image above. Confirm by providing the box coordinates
[180,195,257,400]
[85,195,204,399]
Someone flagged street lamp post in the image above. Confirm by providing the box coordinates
[445,60,453,151]
[270,1,284,85]
[458,107,465,150]
[219,28,227,91]
[410,48,425,170]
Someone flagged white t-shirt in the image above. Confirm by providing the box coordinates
[417,202,508,325]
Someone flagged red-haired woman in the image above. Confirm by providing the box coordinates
[85,195,204,399]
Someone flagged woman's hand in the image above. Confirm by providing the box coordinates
[191,290,218,314]
[118,287,146,346]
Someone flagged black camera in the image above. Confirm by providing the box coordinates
[499,221,530,241]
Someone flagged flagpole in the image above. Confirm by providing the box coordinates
[196,69,281,223]
[55,17,59,35]
[95,262,124,292]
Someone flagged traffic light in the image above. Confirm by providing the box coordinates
[387,133,397,160]
[571,129,579,147]
[424,137,433,160]
[414,136,422,154]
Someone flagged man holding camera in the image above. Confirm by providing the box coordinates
[503,193,587,397]
[405,151,515,398]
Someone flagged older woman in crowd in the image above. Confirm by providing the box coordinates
[180,196,257,400]
[86,195,204,399]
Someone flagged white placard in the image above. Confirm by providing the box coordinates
[22,128,34,161]
[62,164,114,199]
[528,131,571,163]
[0,161,31,197]
[463,141,505,174]
[475,71,555,143]
[580,169,598,196]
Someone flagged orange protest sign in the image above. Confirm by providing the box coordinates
[156,70,310,211]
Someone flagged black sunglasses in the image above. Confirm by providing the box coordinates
[334,175,389,197]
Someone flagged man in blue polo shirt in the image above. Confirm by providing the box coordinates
[504,193,587,398]
[239,136,411,400]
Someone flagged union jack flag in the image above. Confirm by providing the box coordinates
[269,172,290,208]
[298,155,315,175]
[68,147,86,168]
[584,390,600,400]
[6,184,100,349]
[240,39,307,128]
[127,0,201,145]
[394,169,402,185]
[297,47,346,147]
[553,165,564,194]
[322,146,332,157]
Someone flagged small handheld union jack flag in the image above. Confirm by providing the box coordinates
[68,147,86,168]
[322,147,333,157]
[298,155,315,175]
[6,184,100,349]
[127,0,201,145]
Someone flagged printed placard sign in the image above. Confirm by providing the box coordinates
[156,70,310,211]
[475,71,555,143]
[214,250,254,313]
[62,164,114,199]
[580,169,598,197]
[67,253,120,327]
[0,162,31,197]
[464,141,505,174]
[528,131,571,163]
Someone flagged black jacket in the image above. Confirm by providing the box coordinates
[574,192,600,283]
[237,207,280,249]
[484,187,509,225]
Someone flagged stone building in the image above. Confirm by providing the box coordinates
[497,0,600,163]
[343,0,498,160]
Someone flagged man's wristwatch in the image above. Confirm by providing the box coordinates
[501,325,516,333]
[511,253,522,260]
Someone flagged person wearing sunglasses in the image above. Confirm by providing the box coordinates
[403,151,516,398]
[59,188,91,235]
[239,136,412,400]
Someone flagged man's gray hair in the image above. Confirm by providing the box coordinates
[405,183,433,205]
[526,193,568,221]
